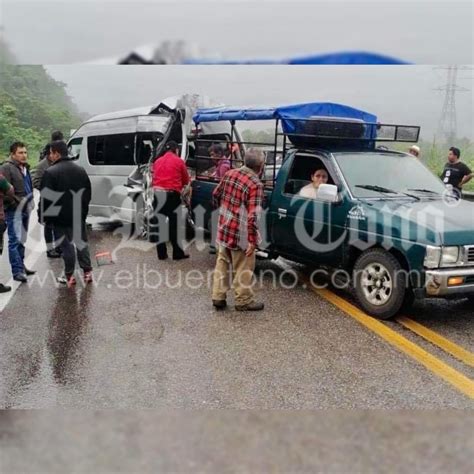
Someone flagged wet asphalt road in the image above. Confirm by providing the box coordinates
[0,226,472,410]
[0,226,473,472]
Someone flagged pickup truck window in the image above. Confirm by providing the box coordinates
[334,152,446,198]
[284,154,334,196]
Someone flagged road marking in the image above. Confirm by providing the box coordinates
[396,316,474,368]
[308,285,474,400]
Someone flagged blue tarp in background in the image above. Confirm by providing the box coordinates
[184,51,409,65]
[194,102,377,130]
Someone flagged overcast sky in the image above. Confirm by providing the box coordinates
[4,1,473,64]
[45,65,473,140]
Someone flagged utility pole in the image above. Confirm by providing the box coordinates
[434,66,469,144]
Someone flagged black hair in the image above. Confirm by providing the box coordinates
[51,130,64,141]
[9,141,26,154]
[208,144,224,157]
[50,140,68,157]
[165,141,179,152]
[449,146,461,158]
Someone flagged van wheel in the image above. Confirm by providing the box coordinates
[353,249,406,320]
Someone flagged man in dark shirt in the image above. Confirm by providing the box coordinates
[40,140,93,288]
[33,143,61,258]
[441,147,473,197]
[151,141,190,260]
[0,142,36,282]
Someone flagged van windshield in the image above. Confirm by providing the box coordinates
[334,152,446,198]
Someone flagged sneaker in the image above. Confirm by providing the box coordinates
[56,275,76,288]
[24,267,36,276]
[47,249,62,259]
[0,283,12,293]
[83,271,93,284]
[235,301,265,311]
[212,299,227,309]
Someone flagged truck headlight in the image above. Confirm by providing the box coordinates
[440,246,460,267]
[424,246,441,269]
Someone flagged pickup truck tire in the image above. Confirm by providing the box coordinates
[353,249,407,319]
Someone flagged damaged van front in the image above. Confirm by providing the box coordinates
[67,94,223,227]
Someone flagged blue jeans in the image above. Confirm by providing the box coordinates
[5,210,30,276]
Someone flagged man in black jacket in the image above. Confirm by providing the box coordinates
[40,141,93,287]
[33,143,62,259]
[39,131,64,161]
[0,141,36,282]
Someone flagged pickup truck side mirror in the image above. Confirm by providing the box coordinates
[317,184,340,203]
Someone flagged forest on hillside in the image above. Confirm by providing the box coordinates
[0,44,83,164]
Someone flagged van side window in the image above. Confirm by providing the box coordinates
[284,154,335,196]
[68,137,83,159]
[88,134,135,166]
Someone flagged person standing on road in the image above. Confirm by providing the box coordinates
[0,142,36,283]
[211,148,265,312]
[33,143,62,259]
[39,140,93,288]
[151,141,190,260]
[441,147,473,198]
[0,173,15,292]
[39,131,64,161]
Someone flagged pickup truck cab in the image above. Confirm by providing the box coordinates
[190,102,474,319]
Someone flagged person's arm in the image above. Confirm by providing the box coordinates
[246,182,264,255]
[181,160,190,186]
[39,170,54,223]
[0,164,11,184]
[0,176,13,198]
[32,161,46,189]
[212,178,224,209]
[460,164,473,187]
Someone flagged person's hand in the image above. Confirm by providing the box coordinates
[245,243,256,257]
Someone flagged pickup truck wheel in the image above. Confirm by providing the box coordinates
[353,249,406,319]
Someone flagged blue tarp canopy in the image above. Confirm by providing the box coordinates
[184,51,409,65]
[193,102,377,130]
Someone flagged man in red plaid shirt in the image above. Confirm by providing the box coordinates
[211,148,265,311]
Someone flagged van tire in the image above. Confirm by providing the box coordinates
[353,248,407,320]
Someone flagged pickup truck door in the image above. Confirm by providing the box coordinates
[269,152,350,264]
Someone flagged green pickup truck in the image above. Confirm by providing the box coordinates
[189,103,474,319]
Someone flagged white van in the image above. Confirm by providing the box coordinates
[67,94,235,229]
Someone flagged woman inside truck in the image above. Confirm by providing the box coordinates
[298,168,329,199]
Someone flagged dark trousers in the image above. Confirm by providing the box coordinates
[53,223,92,277]
[0,220,6,255]
[44,222,57,251]
[151,190,186,259]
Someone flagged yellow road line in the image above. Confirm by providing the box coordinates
[396,316,474,368]
[309,285,474,400]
